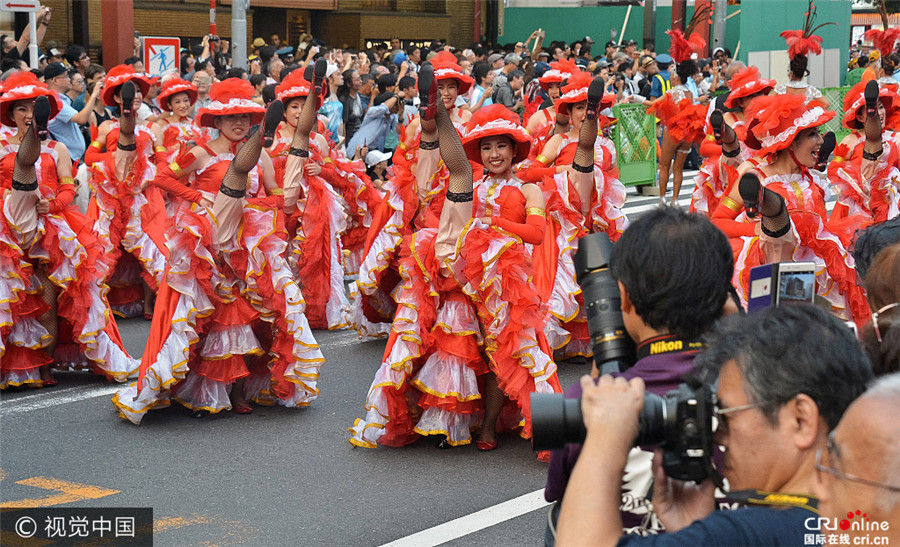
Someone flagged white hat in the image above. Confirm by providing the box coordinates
[365,149,392,167]
[326,63,339,78]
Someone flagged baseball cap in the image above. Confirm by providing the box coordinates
[488,53,503,64]
[366,149,392,167]
[252,37,266,48]
[623,39,637,47]
[583,36,595,44]
[656,53,673,65]
[712,47,725,56]
[43,62,67,80]
[605,40,617,49]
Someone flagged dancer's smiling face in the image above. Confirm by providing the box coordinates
[285,96,306,125]
[168,92,193,118]
[789,126,824,168]
[547,83,561,101]
[438,80,459,110]
[855,100,886,127]
[10,98,35,133]
[215,113,252,141]
[480,135,515,175]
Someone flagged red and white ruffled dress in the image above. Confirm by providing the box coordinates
[521,135,628,358]
[828,131,900,230]
[113,152,325,423]
[349,175,562,448]
[649,85,707,144]
[349,120,468,339]
[692,120,754,217]
[158,117,208,164]
[713,169,870,326]
[273,135,352,330]
[88,124,169,317]
[0,142,138,387]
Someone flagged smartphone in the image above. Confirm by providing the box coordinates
[134,31,140,39]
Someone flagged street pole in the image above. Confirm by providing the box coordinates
[643,0,656,51]
[713,0,727,54]
[27,10,37,68]
[232,0,247,69]
[209,0,216,37]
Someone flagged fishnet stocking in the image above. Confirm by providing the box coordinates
[435,94,472,194]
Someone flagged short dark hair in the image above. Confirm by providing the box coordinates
[609,207,734,340]
[64,45,86,66]
[508,69,524,81]
[226,66,247,80]
[376,73,397,93]
[697,305,873,430]
[373,91,395,106]
[123,56,141,67]
[676,59,699,83]
[85,63,105,81]
[261,83,277,106]
[398,75,416,91]
[249,73,266,88]
[472,61,492,85]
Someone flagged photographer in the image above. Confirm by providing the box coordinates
[545,207,736,536]
[556,305,873,546]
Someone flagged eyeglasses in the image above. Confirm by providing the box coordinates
[871,302,899,342]
[713,401,763,433]
[815,432,900,492]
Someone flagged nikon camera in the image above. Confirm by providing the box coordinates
[530,233,716,482]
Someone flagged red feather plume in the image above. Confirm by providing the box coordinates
[865,27,900,57]
[666,29,706,63]
[781,1,834,59]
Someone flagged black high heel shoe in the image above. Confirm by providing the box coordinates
[120,80,136,118]
[261,100,283,148]
[32,95,51,141]
[585,76,605,121]
[417,62,437,121]
[738,172,763,219]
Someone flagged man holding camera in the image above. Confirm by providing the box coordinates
[556,305,874,546]
[545,207,736,536]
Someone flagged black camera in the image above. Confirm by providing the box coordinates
[530,233,717,482]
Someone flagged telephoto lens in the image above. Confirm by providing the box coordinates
[530,391,667,451]
[573,233,636,370]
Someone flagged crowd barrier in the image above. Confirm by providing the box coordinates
[608,86,852,188]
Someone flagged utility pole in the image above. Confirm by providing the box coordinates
[232,0,247,69]
[643,0,656,50]
[713,0,727,54]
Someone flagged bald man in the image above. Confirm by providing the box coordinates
[812,373,900,545]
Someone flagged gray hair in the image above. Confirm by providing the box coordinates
[504,53,521,65]
[865,373,900,512]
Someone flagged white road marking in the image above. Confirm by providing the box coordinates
[380,489,550,547]
[0,385,120,416]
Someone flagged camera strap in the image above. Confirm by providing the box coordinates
[635,334,706,361]
[726,490,819,513]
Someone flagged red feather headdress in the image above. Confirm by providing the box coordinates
[780,0,834,59]
[864,1,900,57]
[667,4,711,63]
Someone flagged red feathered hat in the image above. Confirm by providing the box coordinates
[539,59,579,91]
[275,69,310,102]
[724,66,775,109]
[462,104,532,165]
[156,77,198,110]
[0,71,63,127]
[780,0,834,59]
[841,81,899,130]
[196,78,265,128]
[556,72,592,115]
[744,94,834,156]
[666,29,706,63]
[430,51,474,94]
[101,64,153,107]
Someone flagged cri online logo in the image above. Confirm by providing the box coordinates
[805,510,892,532]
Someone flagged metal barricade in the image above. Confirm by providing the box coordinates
[820,86,851,143]
[612,103,657,187]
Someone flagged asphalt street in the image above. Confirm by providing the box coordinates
[0,173,739,546]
